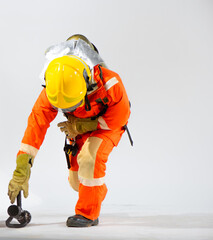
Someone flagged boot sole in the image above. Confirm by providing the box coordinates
[66,218,99,227]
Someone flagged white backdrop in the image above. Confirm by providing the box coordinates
[0,0,213,216]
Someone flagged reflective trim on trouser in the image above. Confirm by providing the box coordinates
[69,133,114,220]
[78,175,105,187]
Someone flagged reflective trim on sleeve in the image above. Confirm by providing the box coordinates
[104,77,119,91]
[98,116,111,130]
[20,143,38,158]
[79,175,105,187]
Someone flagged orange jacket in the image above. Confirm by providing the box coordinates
[19,65,130,157]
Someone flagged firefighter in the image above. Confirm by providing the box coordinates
[8,35,131,227]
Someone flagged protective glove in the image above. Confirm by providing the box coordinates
[8,153,34,204]
[57,115,98,139]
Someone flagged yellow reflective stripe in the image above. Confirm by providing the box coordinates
[20,143,38,158]
[79,175,105,187]
[104,77,119,91]
[98,116,110,130]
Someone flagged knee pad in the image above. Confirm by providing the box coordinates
[77,137,103,179]
[68,170,79,192]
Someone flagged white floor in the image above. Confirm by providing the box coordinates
[0,206,213,240]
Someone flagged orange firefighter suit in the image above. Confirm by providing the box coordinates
[18,65,130,220]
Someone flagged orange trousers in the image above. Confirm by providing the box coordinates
[69,131,115,220]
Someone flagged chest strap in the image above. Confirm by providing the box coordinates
[91,97,109,120]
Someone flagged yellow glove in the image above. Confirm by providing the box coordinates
[8,154,34,204]
[57,115,98,139]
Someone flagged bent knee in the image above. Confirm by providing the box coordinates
[77,137,103,179]
[68,170,79,192]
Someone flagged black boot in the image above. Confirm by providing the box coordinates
[66,214,99,227]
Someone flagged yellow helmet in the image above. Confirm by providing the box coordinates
[45,55,91,112]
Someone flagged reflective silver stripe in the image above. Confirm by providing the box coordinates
[98,116,110,130]
[20,143,38,157]
[104,77,119,91]
[79,175,105,187]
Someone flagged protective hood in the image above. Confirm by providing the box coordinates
[40,38,106,84]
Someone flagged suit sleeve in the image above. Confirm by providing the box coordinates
[18,88,58,157]
[97,75,130,131]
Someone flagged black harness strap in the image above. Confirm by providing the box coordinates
[125,101,134,146]
[63,113,78,169]
[64,138,78,169]
[123,125,134,146]
[98,65,103,80]
[91,97,109,120]
[84,93,91,111]
[64,138,71,169]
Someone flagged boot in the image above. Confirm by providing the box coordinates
[66,214,99,227]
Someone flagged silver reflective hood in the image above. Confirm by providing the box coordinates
[40,39,105,81]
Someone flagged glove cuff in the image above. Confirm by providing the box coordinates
[14,154,34,178]
[16,153,34,167]
[76,118,98,134]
